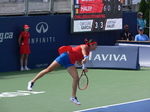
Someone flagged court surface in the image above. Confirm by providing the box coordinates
[0,67,150,112]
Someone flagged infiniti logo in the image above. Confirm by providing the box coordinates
[36,22,48,33]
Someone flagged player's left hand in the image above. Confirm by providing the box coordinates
[82,58,87,64]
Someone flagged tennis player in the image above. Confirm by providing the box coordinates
[27,39,97,105]
[18,25,30,71]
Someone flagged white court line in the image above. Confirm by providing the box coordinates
[74,98,150,112]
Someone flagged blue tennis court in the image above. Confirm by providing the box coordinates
[74,98,150,112]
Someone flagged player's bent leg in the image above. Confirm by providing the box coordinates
[67,66,80,105]
[27,60,60,91]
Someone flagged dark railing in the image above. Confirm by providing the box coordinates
[0,0,71,16]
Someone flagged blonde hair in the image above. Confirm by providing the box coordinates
[137,12,143,17]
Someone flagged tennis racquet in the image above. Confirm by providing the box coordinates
[78,64,89,90]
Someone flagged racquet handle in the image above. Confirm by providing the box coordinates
[82,64,85,69]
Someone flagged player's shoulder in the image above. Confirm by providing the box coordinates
[80,44,88,48]
[80,44,87,47]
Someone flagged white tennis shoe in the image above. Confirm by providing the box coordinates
[27,81,34,91]
[70,97,81,105]
[20,67,25,71]
[25,67,30,71]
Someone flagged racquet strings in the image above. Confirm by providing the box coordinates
[78,73,88,90]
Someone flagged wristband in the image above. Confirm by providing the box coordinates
[84,56,88,58]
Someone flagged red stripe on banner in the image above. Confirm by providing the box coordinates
[78,0,103,4]
[78,3,104,14]
[74,14,106,19]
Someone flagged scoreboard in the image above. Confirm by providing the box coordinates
[71,0,123,33]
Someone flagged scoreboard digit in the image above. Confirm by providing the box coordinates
[71,0,123,33]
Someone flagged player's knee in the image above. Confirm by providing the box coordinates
[73,76,79,82]
[44,68,52,73]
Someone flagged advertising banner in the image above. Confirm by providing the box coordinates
[75,46,140,70]
[116,42,150,67]
[0,15,69,72]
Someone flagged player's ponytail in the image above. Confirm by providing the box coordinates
[84,38,88,44]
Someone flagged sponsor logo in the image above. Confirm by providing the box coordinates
[0,90,45,98]
[36,63,49,68]
[105,19,122,30]
[29,37,56,44]
[74,20,93,32]
[36,22,48,33]
[0,32,13,42]
[80,21,92,29]
[32,22,56,44]
[89,52,127,61]
[106,20,116,28]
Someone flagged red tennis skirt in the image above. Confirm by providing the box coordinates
[20,44,30,54]
[58,45,72,55]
